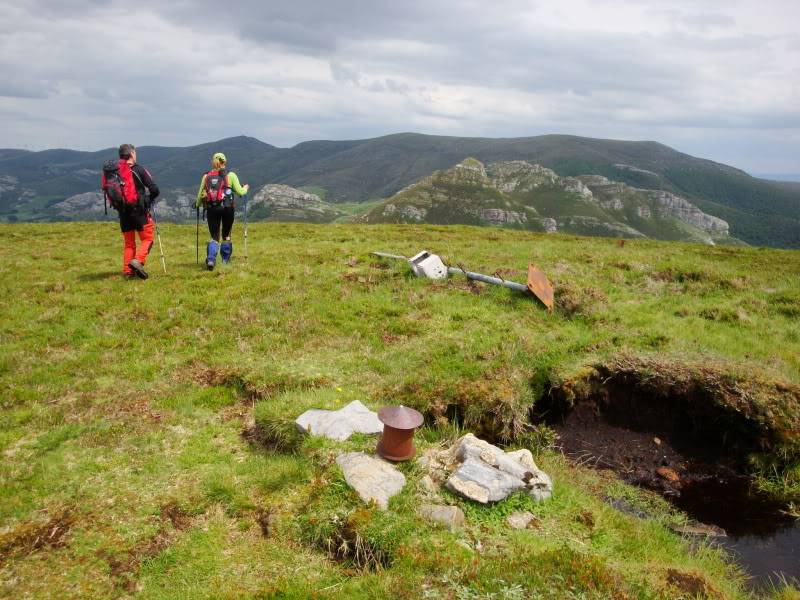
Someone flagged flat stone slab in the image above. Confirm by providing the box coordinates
[336,452,405,510]
[506,511,536,530]
[295,400,383,441]
[418,504,465,531]
[446,457,525,504]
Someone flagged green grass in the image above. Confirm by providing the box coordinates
[0,222,799,598]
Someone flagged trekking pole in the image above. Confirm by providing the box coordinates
[243,193,249,261]
[151,211,167,274]
[195,205,200,265]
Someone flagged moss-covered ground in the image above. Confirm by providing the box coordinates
[1,222,799,599]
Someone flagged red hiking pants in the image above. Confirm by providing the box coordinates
[122,216,154,274]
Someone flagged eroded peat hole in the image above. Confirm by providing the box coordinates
[533,358,800,586]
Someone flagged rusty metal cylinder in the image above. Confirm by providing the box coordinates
[376,405,424,462]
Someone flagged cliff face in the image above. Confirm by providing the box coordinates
[366,158,734,244]
[649,191,729,235]
[250,184,343,223]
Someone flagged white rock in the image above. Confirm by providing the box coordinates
[443,434,553,504]
[295,400,383,441]
[336,452,406,510]
[506,511,536,529]
[418,504,465,531]
[446,457,525,504]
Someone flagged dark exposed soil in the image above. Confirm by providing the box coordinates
[0,509,74,563]
[535,368,800,587]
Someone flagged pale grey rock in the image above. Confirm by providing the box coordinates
[649,190,729,235]
[455,157,487,177]
[506,511,536,529]
[478,208,527,225]
[505,448,536,469]
[444,434,553,504]
[52,192,105,214]
[251,184,342,222]
[527,470,553,502]
[419,475,438,494]
[600,197,624,211]
[541,218,558,233]
[382,203,427,221]
[295,400,383,441]
[564,178,594,199]
[446,457,525,504]
[637,205,652,219]
[486,161,558,193]
[418,504,465,531]
[336,452,406,510]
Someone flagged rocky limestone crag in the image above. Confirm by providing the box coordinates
[420,433,552,504]
[540,218,558,233]
[486,161,559,193]
[469,208,528,225]
[600,197,625,211]
[648,190,729,235]
[52,192,105,214]
[366,157,733,243]
[336,452,405,510]
[252,184,342,222]
[295,400,383,442]
[563,178,593,200]
[382,203,427,221]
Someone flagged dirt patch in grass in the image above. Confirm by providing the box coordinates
[102,502,194,592]
[0,508,74,563]
[664,568,723,599]
[191,365,330,403]
[160,502,192,531]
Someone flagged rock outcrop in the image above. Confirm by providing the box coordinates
[420,433,553,505]
[648,190,729,235]
[295,400,383,441]
[252,184,343,223]
[365,157,733,244]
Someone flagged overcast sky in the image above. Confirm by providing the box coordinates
[1,0,798,174]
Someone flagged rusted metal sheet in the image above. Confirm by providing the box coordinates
[527,264,554,310]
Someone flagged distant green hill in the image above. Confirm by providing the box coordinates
[363,158,738,245]
[1,133,798,247]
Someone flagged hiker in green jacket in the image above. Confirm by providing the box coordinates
[195,152,249,270]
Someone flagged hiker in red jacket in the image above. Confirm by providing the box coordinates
[104,144,160,279]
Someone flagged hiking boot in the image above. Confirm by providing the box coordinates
[206,240,219,271]
[128,259,149,280]
[220,241,233,263]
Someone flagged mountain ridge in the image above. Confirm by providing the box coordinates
[1,133,798,247]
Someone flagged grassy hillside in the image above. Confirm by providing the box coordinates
[1,223,798,598]
[1,133,799,248]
